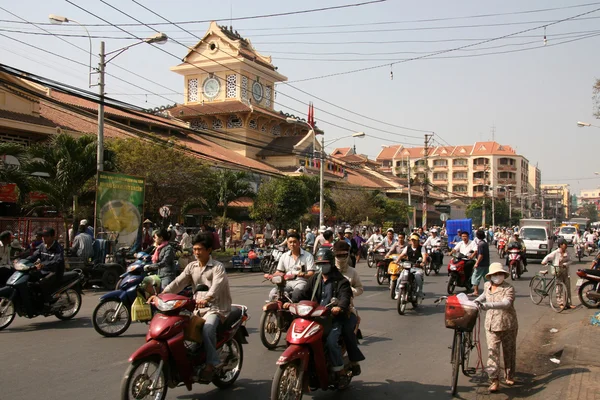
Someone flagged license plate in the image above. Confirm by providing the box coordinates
[576,278,584,288]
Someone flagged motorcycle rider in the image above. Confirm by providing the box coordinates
[450,231,477,289]
[417,227,427,244]
[332,241,365,376]
[304,227,316,253]
[344,229,359,268]
[507,232,527,273]
[144,228,178,288]
[159,232,232,382]
[423,228,443,267]
[70,223,94,261]
[398,234,427,300]
[365,227,383,248]
[373,228,397,252]
[290,247,353,380]
[0,231,14,286]
[25,227,65,306]
[313,226,327,254]
[267,231,316,300]
[450,229,462,248]
[386,232,407,256]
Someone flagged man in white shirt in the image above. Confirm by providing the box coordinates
[0,231,14,286]
[450,231,478,289]
[313,226,327,254]
[269,231,316,300]
[398,234,428,300]
[365,228,383,247]
[423,228,444,266]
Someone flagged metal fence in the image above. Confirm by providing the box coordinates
[0,217,66,246]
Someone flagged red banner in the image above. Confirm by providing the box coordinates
[29,192,48,202]
[0,184,17,203]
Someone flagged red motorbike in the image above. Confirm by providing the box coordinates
[576,269,600,308]
[507,248,523,280]
[447,253,472,294]
[497,238,507,258]
[260,273,295,350]
[120,286,249,400]
[270,298,355,399]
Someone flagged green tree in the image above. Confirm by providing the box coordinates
[0,142,31,203]
[581,203,599,222]
[466,198,515,226]
[330,189,383,226]
[250,177,309,229]
[24,134,101,235]
[214,170,255,248]
[295,175,336,214]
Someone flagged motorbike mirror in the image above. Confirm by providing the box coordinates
[195,284,209,292]
[417,257,423,263]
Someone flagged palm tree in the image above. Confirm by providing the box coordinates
[23,134,99,238]
[0,142,31,203]
[216,170,254,249]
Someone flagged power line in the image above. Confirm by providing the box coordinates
[286,6,600,83]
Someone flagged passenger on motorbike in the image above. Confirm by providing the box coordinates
[25,227,65,305]
[507,232,527,273]
[289,247,353,379]
[0,231,14,286]
[373,228,397,253]
[417,227,427,244]
[158,232,232,382]
[398,234,427,300]
[144,228,178,287]
[386,232,407,257]
[332,241,365,376]
[423,228,443,266]
[450,229,462,247]
[267,231,315,300]
[365,228,383,248]
[450,231,477,289]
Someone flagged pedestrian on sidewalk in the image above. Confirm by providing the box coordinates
[541,238,575,309]
[471,229,490,297]
[473,262,518,393]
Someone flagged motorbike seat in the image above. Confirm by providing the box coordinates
[584,269,600,277]
[218,306,243,334]
[61,271,80,283]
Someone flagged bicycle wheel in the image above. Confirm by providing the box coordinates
[450,330,462,396]
[461,331,474,376]
[550,281,568,313]
[529,276,545,305]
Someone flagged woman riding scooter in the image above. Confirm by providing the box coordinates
[144,228,177,287]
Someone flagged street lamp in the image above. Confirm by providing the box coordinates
[49,14,92,87]
[577,121,600,128]
[49,14,167,173]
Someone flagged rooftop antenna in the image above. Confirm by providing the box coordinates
[491,124,496,141]
[230,1,233,30]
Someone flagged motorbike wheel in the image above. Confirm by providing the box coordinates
[447,276,456,295]
[390,279,397,299]
[93,300,131,337]
[510,265,517,281]
[367,253,375,268]
[434,264,440,275]
[397,288,407,315]
[115,278,123,290]
[121,357,167,400]
[102,268,120,290]
[578,281,600,309]
[54,289,82,320]
[259,310,282,350]
[0,296,16,331]
[424,262,431,276]
[213,338,243,389]
[271,361,304,400]
[261,258,272,274]
[376,267,386,285]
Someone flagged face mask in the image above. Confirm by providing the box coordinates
[335,256,349,271]
[320,263,332,275]
[491,275,505,285]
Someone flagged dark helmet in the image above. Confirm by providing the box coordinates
[314,247,335,266]
[557,238,568,247]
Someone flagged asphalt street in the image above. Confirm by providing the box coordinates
[0,249,589,400]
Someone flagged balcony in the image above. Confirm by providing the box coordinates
[497,164,517,172]
[433,176,448,183]
[452,177,468,182]
[432,164,448,171]
[498,178,517,185]
[473,192,486,197]
[473,164,489,171]
[473,178,488,184]
[452,164,468,170]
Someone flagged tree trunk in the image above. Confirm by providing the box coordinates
[221,205,228,251]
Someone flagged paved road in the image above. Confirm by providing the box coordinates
[0,249,589,399]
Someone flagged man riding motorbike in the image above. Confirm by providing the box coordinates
[450,231,477,290]
[25,227,65,306]
[507,232,527,273]
[386,232,407,257]
[266,231,315,300]
[289,247,353,380]
[332,241,365,376]
[365,227,383,248]
[373,228,397,253]
[398,234,427,300]
[0,230,14,286]
[423,228,443,267]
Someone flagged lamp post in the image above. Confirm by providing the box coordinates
[49,14,93,87]
[577,121,600,128]
[49,14,167,173]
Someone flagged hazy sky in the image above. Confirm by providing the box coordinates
[2,0,600,193]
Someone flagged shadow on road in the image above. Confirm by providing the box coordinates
[175,379,272,399]
[3,316,92,332]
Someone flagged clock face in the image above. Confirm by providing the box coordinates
[252,81,263,102]
[203,77,220,99]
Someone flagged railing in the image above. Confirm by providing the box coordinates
[497,164,517,171]
[473,164,489,171]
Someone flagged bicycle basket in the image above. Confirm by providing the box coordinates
[445,295,478,331]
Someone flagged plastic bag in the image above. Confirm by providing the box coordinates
[131,295,152,322]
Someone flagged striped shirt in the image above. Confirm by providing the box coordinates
[72,232,94,260]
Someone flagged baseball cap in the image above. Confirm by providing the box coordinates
[319,225,326,233]
[430,228,438,233]
[80,219,88,226]
[386,228,394,233]
[344,228,352,234]
[410,234,420,241]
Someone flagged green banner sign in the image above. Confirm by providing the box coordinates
[95,171,145,247]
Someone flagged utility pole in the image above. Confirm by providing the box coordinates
[422,134,433,228]
[491,187,495,229]
[508,189,512,222]
[319,136,324,227]
[97,41,105,173]
[405,155,412,230]
[541,190,545,219]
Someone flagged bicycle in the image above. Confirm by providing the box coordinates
[529,265,569,313]
[436,295,482,396]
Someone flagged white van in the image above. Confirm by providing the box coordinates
[520,226,554,259]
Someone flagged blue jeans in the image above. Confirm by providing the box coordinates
[203,313,221,366]
[326,320,344,371]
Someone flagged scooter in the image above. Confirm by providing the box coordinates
[576,242,584,262]
[386,255,403,299]
[270,298,356,399]
[0,260,84,330]
[507,248,523,280]
[447,253,473,294]
[396,259,421,315]
[120,286,249,400]
[424,245,443,276]
[576,269,600,308]
[376,256,391,286]
[497,238,507,258]
[260,274,295,349]
[367,246,385,268]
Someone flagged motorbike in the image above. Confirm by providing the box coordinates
[446,252,473,295]
[260,274,295,350]
[576,242,584,262]
[367,245,385,268]
[120,285,249,400]
[397,259,421,315]
[587,242,597,257]
[270,298,356,399]
[424,245,442,276]
[261,245,286,274]
[497,238,507,258]
[576,269,600,308]
[507,248,523,280]
[0,260,84,330]
[113,252,152,290]
[376,255,392,285]
[386,255,403,299]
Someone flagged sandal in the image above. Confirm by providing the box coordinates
[489,380,500,392]
[505,379,515,386]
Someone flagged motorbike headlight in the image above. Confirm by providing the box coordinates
[290,304,314,317]
[450,265,457,271]
[155,298,186,312]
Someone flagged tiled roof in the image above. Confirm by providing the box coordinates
[170,101,287,121]
[375,144,402,161]
[331,147,352,158]
[470,141,517,156]
[255,135,309,157]
[398,147,427,158]
[0,109,56,128]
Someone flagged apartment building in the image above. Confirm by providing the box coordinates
[541,184,571,220]
[376,142,530,200]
